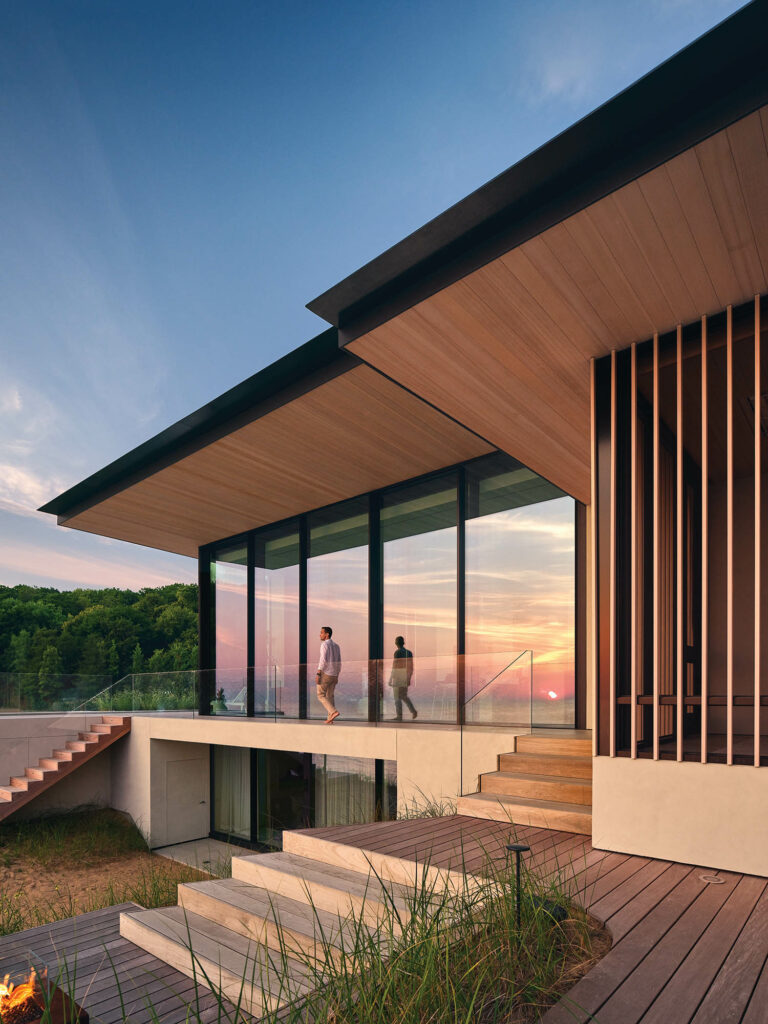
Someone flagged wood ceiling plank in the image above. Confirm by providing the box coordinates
[64,365,493,556]
[726,112,768,288]
[521,230,619,348]
[561,206,657,339]
[692,131,766,298]
[583,192,678,330]
[636,164,721,315]
[610,178,698,322]
[660,146,741,310]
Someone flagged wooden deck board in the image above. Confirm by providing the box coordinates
[302,815,768,1024]
[0,903,253,1023]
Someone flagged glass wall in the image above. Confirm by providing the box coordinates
[465,455,575,726]
[254,524,300,714]
[382,475,458,722]
[212,745,396,847]
[307,498,369,719]
[212,542,248,713]
[213,745,250,840]
[205,452,578,727]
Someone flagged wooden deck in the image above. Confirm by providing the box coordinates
[0,903,251,1023]
[299,815,768,1023]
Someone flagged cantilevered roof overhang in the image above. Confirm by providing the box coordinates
[308,1,768,504]
[39,329,493,556]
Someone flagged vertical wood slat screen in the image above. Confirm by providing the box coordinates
[597,294,767,765]
[701,315,709,765]
[756,296,762,769]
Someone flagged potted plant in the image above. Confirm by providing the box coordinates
[211,687,228,714]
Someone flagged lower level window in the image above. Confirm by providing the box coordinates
[211,745,396,848]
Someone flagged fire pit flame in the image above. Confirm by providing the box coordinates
[0,969,44,1024]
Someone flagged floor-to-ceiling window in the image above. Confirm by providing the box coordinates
[204,452,580,727]
[381,474,458,722]
[212,541,248,714]
[465,455,575,726]
[307,498,369,719]
[254,523,301,715]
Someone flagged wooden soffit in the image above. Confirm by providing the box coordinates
[345,107,768,504]
[59,365,493,556]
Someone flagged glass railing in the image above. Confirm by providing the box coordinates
[0,652,537,727]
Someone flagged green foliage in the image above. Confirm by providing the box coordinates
[0,583,199,706]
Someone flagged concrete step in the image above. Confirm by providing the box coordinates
[232,851,411,928]
[120,906,313,1016]
[456,792,592,835]
[515,734,592,757]
[282,828,471,894]
[498,751,592,778]
[480,771,592,806]
[178,877,377,965]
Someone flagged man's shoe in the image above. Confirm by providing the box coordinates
[391,716,403,721]
[411,709,418,720]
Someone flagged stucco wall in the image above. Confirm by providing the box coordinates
[110,715,523,845]
[593,755,768,876]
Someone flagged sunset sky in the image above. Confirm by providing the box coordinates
[0,0,745,591]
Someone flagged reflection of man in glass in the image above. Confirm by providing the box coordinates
[316,626,342,724]
[389,636,417,721]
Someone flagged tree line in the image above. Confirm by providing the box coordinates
[0,583,198,704]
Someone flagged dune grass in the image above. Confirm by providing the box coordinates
[0,808,213,937]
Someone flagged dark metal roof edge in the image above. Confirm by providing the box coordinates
[40,327,357,519]
[307,0,768,331]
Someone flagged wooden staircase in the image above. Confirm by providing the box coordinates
[120,830,463,1015]
[456,732,593,835]
[0,715,131,822]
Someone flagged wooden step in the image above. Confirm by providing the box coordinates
[65,741,88,752]
[120,906,312,1016]
[101,715,128,725]
[480,771,592,806]
[232,852,411,928]
[0,785,27,801]
[9,777,31,790]
[498,751,592,778]
[515,734,592,757]
[282,828,471,894]
[456,792,592,835]
[39,757,66,770]
[25,766,58,781]
[51,750,74,761]
[78,732,101,743]
[178,877,375,965]
[91,724,114,734]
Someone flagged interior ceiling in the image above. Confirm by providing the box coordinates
[346,107,768,505]
[60,365,493,557]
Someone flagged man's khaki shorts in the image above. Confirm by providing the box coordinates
[317,673,338,698]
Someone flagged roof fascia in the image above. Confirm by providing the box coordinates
[41,328,360,521]
[307,1,768,342]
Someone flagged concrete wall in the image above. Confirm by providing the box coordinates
[110,715,524,846]
[0,713,105,782]
[593,755,768,877]
[3,712,524,846]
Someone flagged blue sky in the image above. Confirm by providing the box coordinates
[0,0,746,591]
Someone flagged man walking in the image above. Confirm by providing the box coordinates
[389,635,417,721]
[315,625,342,724]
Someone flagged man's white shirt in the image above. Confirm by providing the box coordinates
[317,638,342,676]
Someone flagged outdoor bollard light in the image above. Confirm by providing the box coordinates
[506,842,530,936]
